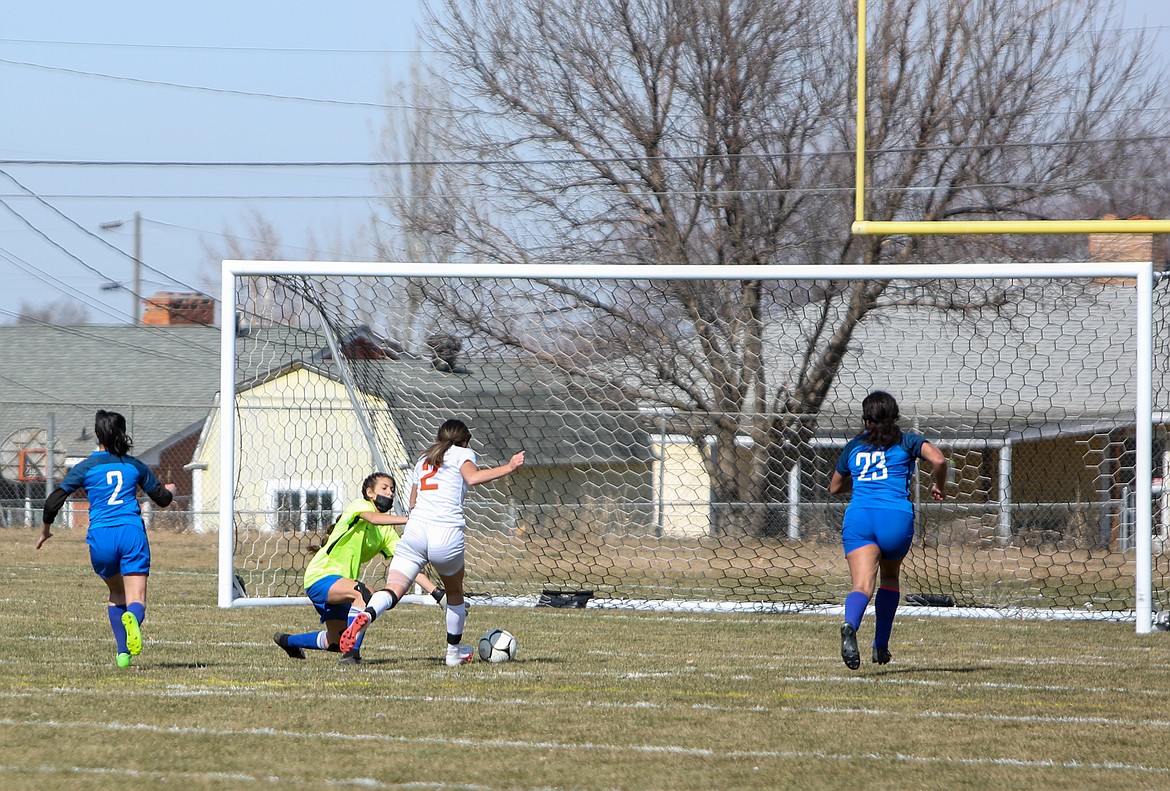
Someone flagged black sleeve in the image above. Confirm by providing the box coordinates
[147,483,174,508]
[42,488,69,525]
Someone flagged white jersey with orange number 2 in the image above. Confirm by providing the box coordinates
[409,445,476,529]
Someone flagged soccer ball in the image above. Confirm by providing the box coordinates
[478,628,517,663]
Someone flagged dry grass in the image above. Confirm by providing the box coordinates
[1,528,1169,790]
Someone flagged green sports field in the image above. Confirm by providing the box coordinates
[1,529,1168,791]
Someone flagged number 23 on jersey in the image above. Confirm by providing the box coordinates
[855,451,888,481]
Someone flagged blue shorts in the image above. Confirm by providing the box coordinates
[86,525,151,579]
[841,507,914,560]
[306,575,351,623]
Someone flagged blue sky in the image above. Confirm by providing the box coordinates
[1,1,1167,325]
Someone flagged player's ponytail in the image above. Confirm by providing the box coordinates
[422,418,472,469]
[860,390,902,448]
[94,409,133,457]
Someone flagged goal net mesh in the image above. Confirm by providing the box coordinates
[227,269,1167,620]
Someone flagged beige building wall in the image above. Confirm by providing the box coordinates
[190,367,403,532]
[654,438,711,537]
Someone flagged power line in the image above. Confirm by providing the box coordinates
[3,131,1170,170]
[0,57,412,109]
[0,37,431,55]
[0,168,215,301]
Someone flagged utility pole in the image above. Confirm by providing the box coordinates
[132,211,142,326]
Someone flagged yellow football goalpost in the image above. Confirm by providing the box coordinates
[850,0,1170,237]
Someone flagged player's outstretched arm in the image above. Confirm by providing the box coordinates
[921,442,949,501]
[462,451,526,487]
[360,511,408,526]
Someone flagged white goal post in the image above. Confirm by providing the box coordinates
[216,260,1158,633]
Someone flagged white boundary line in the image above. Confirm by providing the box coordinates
[3,717,1168,777]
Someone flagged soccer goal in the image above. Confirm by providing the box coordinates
[215,261,1165,633]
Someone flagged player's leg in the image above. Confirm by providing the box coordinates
[841,544,879,670]
[870,512,914,665]
[118,525,151,657]
[431,528,471,667]
[120,573,148,657]
[276,575,356,659]
[89,529,133,666]
[840,509,880,670]
[340,569,413,655]
[99,573,133,666]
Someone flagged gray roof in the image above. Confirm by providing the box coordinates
[258,357,651,468]
[830,279,1166,438]
[0,325,221,473]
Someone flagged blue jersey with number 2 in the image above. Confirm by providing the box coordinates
[59,451,161,530]
[835,431,927,513]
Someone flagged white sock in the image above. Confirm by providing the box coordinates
[446,603,467,643]
[315,631,329,650]
[367,589,397,618]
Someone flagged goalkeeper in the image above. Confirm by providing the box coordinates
[273,472,444,665]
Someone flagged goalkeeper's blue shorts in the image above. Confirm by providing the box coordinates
[306,574,350,622]
[841,507,914,560]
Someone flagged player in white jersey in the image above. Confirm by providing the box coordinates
[340,418,525,666]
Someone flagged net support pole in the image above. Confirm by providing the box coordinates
[304,283,390,474]
[218,262,239,608]
[854,0,867,227]
[1136,263,1154,633]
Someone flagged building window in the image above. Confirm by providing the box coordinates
[273,488,335,533]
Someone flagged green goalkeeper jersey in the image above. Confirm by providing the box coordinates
[303,498,401,589]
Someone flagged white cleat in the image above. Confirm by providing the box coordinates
[445,643,474,667]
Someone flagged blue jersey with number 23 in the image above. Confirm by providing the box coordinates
[835,431,927,513]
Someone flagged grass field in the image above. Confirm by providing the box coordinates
[2,529,1169,790]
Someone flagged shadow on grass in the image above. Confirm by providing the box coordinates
[150,661,212,669]
[870,665,985,676]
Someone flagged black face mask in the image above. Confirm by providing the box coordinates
[373,494,394,513]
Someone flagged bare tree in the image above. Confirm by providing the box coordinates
[16,299,91,326]
[394,0,1164,534]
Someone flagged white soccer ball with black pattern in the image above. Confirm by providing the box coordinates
[478,628,517,663]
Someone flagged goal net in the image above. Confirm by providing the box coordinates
[216,262,1162,631]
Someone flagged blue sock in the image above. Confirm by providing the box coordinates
[127,601,146,627]
[843,591,869,630]
[872,587,900,649]
[108,605,129,654]
[288,631,327,650]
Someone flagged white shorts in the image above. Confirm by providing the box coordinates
[388,519,466,579]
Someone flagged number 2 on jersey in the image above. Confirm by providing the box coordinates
[419,462,440,490]
[106,469,126,504]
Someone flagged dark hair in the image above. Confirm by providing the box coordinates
[422,419,472,469]
[361,472,394,500]
[860,390,902,448]
[94,409,132,457]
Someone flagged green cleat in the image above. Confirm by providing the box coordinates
[122,611,143,656]
[116,652,132,668]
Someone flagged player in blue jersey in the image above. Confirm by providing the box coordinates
[829,391,948,670]
[37,409,176,668]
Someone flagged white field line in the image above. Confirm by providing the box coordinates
[0,764,505,790]
[3,684,1170,730]
[0,718,1166,777]
[22,632,1163,666]
[12,640,1169,696]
